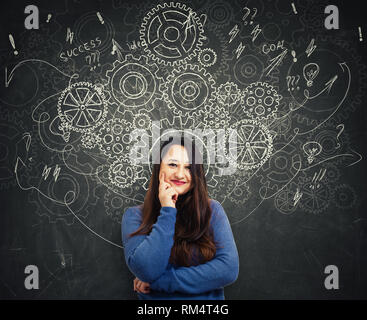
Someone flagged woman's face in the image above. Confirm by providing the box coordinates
[159,144,192,196]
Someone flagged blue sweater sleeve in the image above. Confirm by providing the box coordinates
[121,206,177,283]
[149,200,239,294]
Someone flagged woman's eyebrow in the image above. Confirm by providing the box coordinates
[167,159,191,165]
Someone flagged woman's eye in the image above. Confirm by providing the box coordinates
[169,163,177,167]
[186,166,191,170]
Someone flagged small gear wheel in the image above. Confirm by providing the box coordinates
[198,48,217,68]
[243,82,280,120]
[104,189,126,224]
[105,54,162,113]
[81,130,101,149]
[108,157,138,189]
[57,82,108,133]
[229,119,273,170]
[206,0,234,29]
[161,64,216,117]
[322,162,341,184]
[225,180,251,205]
[216,82,242,109]
[133,112,152,130]
[139,2,205,66]
[333,184,357,209]
[98,118,134,159]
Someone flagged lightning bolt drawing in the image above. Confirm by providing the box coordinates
[42,165,52,181]
[234,42,246,59]
[251,24,262,42]
[228,24,240,44]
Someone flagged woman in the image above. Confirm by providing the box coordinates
[121,135,239,299]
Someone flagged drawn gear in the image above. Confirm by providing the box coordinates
[229,119,273,170]
[198,48,217,68]
[57,82,108,133]
[243,82,280,120]
[216,82,242,109]
[106,54,162,113]
[298,176,332,214]
[333,184,357,210]
[98,118,134,159]
[139,2,205,66]
[161,64,216,117]
[108,157,140,189]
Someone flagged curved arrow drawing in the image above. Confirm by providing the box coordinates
[299,62,351,136]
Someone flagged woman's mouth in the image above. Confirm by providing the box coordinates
[171,180,186,186]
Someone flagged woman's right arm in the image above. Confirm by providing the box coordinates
[121,206,177,283]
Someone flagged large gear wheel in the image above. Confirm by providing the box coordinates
[106,54,162,113]
[243,82,280,120]
[229,119,273,170]
[161,64,216,117]
[98,118,134,159]
[57,82,108,133]
[139,2,205,66]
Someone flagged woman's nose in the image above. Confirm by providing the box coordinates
[175,166,185,178]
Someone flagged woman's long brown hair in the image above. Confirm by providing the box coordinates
[128,135,217,267]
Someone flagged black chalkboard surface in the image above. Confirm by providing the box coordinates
[0,0,366,299]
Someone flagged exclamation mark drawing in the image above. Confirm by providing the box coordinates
[9,34,18,55]
[291,50,297,62]
[291,3,298,14]
[358,27,363,42]
[96,12,104,24]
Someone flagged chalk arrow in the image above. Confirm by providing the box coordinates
[304,75,338,100]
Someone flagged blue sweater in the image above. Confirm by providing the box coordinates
[121,199,239,300]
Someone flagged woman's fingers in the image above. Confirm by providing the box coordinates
[133,278,138,292]
[135,279,150,294]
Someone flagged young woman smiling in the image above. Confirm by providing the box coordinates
[122,136,239,299]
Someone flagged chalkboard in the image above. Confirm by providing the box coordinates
[0,0,366,299]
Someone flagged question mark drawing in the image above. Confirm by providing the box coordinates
[290,76,295,90]
[242,7,251,25]
[295,75,300,90]
[286,76,292,91]
[250,8,257,25]
[335,124,344,149]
